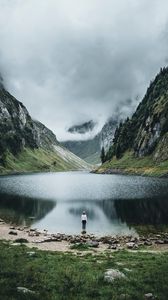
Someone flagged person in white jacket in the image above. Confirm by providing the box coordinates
[81,211,87,231]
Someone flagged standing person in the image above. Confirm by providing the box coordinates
[81,211,87,232]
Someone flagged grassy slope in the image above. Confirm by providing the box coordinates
[84,152,101,164]
[97,151,168,177]
[0,241,168,300]
[0,148,89,175]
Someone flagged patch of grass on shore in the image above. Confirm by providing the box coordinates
[0,241,168,300]
[97,151,168,177]
[0,148,83,175]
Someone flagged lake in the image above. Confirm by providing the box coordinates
[0,171,168,235]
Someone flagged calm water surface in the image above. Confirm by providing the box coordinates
[0,171,168,235]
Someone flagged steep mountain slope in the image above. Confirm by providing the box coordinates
[62,118,117,164]
[97,67,168,176]
[0,82,89,174]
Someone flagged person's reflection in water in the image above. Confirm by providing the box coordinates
[81,211,87,234]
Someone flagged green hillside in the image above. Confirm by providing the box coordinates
[97,67,168,176]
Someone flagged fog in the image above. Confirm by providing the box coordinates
[0,0,168,140]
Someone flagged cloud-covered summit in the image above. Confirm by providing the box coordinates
[0,0,168,140]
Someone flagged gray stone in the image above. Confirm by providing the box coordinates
[108,244,117,250]
[17,287,35,295]
[144,240,152,246]
[144,293,154,299]
[9,231,18,235]
[155,239,164,244]
[86,241,99,248]
[104,269,126,282]
[27,251,36,257]
[126,242,135,249]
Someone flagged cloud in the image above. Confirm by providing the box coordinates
[0,0,168,140]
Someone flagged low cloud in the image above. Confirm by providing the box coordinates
[0,0,168,140]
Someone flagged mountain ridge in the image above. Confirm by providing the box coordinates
[0,82,90,174]
[96,67,168,176]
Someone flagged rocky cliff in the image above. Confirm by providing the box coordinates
[0,82,89,173]
[97,67,168,176]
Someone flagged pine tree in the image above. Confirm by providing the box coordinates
[100,147,106,163]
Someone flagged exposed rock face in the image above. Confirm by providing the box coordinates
[0,80,89,171]
[100,118,117,152]
[33,120,59,151]
[105,67,168,162]
[0,86,60,156]
[0,87,38,155]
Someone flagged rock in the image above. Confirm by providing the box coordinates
[108,244,117,250]
[29,228,36,232]
[104,269,126,282]
[86,241,99,248]
[8,231,18,236]
[14,238,29,243]
[123,268,132,272]
[28,232,35,237]
[155,239,164,244]
[17,287,35,295]
[112,239,120,244]
[144,293,155,299]
[144,240,152,246]
[17,227,24,231]
[126,242,135,249]
[130,237,136,242]
[27,251,36,257]
[116,262,124,266]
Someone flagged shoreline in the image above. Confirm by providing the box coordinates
[1,219,168,253]
[94,167,168,178]
[0,168,91,177]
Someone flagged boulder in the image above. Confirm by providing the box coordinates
[104,269,126,283]
[27,251,37,257]
[155,240,164,244]
[17,287,35,295]
[86,241,99,248]
[108,244,117,250]
[126,242,135,249]
[8,231,18,236]
[144,293,155,299]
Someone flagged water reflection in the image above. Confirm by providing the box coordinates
[114,197,168,226]
[0,172,167,235]
[0,193,56,226]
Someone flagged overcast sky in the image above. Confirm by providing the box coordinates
[0,0,168,140]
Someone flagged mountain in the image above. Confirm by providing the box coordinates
[97,67,168,176]
[0,81,90,174]
[62,118,118,164]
